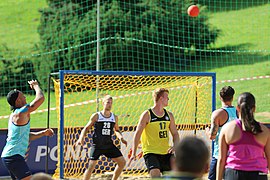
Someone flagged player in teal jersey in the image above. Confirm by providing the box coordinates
[205,86,238,180]
[1,80,54,180]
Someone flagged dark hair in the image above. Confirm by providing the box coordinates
[7,89,20,111]
[175,136,209,173]
[219,86,235,102]
[237,92,262,135]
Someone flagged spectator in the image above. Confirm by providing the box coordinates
[163,136,210,180]
[31,172,53,180]
[217,92,270,180]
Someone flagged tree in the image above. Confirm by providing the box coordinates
[36,0,219,87]
[0,45,36,96]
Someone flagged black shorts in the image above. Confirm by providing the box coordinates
[225,168,268,180]
[90,145,123,160]
[2,154,32,180]
[143,153,172,172]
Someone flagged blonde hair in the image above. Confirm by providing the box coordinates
[102,95,113,103]
[152,88,169,102]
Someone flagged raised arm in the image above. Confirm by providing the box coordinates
[76,113,98,146]
[114,115,127,146]
[168,112,179,153]
[28,80,45,113]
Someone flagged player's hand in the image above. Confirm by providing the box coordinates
[205,126,209,133]
[75,138,84,146]
[205,127,211,137]
[127,149,143,167]
[28,80,39,89]
[167,146,175,154]
[127,154,137,167]
[43,128,54,137]
[120,138,127,147]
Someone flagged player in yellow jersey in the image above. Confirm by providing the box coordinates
[130,88,180,178]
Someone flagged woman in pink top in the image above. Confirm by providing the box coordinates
[217,92,270,180]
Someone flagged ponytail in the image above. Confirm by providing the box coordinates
[238,93,262,135]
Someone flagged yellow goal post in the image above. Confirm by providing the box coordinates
[52,70,216,179]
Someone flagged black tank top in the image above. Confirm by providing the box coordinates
[148,108,170,122]
[92,112,116,149]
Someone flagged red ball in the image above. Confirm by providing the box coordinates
[187,5,199,17]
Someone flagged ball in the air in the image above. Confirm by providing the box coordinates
[187,5,199,17]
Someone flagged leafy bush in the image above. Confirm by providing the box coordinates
[0,45,36,96]
[36,0,219,86]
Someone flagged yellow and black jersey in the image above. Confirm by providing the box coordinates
[141,108,171,155]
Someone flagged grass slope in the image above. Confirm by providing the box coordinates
[208,4,270,53]
[206,4,270,120]
[0,0,47,52]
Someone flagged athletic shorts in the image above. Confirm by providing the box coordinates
[208,157,217,180]
[143,153,172,172]
[1,154,32,180]
[90,145,123,160]
[225,168,268,180]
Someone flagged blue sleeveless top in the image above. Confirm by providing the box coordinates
[213,106,238,159]
[1,105,30,158]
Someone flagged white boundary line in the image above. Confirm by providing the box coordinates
[0,75,269,119]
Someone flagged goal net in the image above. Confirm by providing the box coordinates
[52,70,216,179]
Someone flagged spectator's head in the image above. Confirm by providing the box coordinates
[172,136,209,177]
[237,92,262,135]
[31,172,53,180]
[219,86,235,102]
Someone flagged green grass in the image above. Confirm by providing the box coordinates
[208,4,270,54]
[0,0,47,52]
[0,69,269,129]
[212,62,270,113]
[0,92,58,128]
[206,4,270,122]
[0,3,269,128]
[0,78,213,128]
